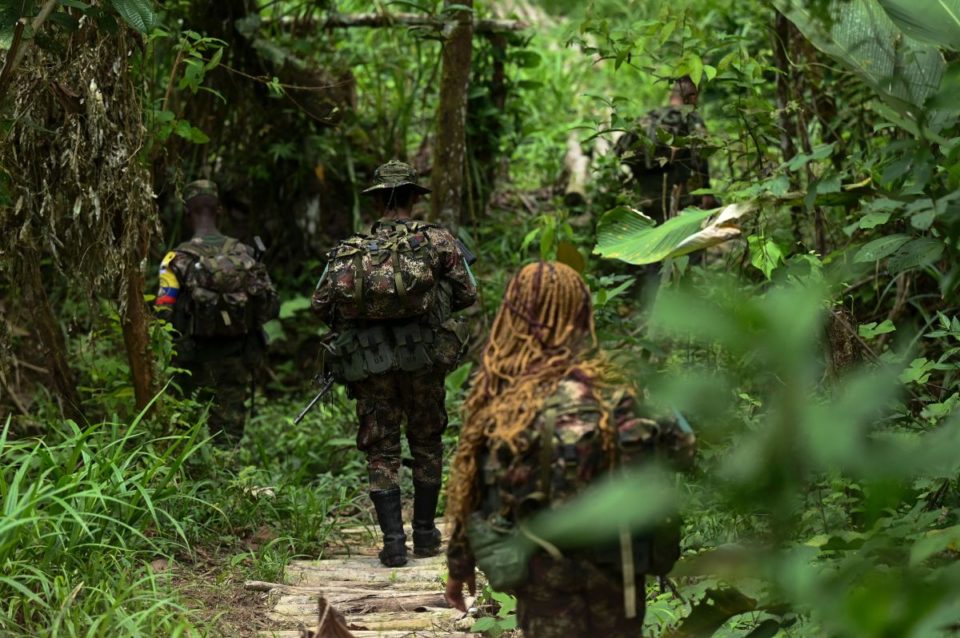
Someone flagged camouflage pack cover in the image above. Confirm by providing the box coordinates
[322,219,439,321]
[616,105,706,176]
[176,237,277,338]
[459,376,695,587]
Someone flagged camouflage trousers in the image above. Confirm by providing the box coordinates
[347,368,448,492]
[514,554,645,638]
[177,342,249,447]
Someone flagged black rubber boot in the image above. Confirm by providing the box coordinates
[412,481,442,557]
[370,488,408,567]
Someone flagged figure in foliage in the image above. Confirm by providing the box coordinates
[155,180,279,447]
[616,75,718,221]
[443,261,695,637]
[312,161,478,567]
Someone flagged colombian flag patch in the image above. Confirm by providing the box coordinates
[156,251,180,307]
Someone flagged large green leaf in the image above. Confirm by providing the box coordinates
[109,0,156,33]
[595,207,713,265]
[853,233,911,262]
[774,0,945,118]
[595,203,756,266]
[516,468,677,550]
[877,0,960,50]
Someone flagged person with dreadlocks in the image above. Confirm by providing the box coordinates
[444,261,694,637]
[312,160,477,568]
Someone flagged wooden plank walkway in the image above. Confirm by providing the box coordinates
[258,521,478,637]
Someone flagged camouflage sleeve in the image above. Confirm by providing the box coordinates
[311,262,336,326]
[615,393,696,470]
[446,521,477,581]
[244,242,281,322]
[428,227,478,312]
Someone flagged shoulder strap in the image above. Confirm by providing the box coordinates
[405,220,436,232]
[221,237,241,254]
[174,243,202,259]
[539,405,558,503]
[176,237,229,259]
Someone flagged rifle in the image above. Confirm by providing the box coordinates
[294,374,336,425]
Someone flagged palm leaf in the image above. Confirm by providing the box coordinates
[109,0,156,33]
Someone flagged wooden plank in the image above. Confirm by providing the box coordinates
[262,518,479,637]
[262,632,475,638]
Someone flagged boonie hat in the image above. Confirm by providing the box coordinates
[361,160,431,195]
[183,179,219,203]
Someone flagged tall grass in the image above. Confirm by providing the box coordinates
[0,413,206,636]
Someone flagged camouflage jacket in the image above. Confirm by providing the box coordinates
[311,217,477,327]
[446,369,695,580]
[615,106,711,221]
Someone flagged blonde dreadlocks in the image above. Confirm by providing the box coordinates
[446,261,618,527]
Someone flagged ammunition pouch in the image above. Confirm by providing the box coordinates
[392,322,435,371]
[326,319,447,382]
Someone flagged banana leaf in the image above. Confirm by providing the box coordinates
[774,0,945,119]
[594,202,757,266]
[878,0,960,50]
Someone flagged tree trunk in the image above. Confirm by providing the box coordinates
[22,256,85,423]
[563,133,590,207]
[773,11,802,247]
[429,1,474,229]
[120,241,155,412]
[470,33,508,215]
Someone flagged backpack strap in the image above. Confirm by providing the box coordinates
[352,252,365,315]
[174,243,203,259]
[539,405,558,503]
[391,250,408,302]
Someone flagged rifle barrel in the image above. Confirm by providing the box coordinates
[294,376,335,425]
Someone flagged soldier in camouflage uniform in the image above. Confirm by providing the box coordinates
[616,75,718,223]
[444,262,695,637]
[312,161,477,567]
[156,180,279,447]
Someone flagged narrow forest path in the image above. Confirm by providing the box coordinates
[255,521,477,637]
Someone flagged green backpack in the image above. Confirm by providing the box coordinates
[177,238,277,338]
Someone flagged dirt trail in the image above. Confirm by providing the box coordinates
[257,521,476,637]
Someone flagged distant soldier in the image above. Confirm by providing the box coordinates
[312,160,478,567]
[616,75,718,222]
[444,261,695,637]
[156,180,279,447]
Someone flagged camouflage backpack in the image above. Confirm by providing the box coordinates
[616,106,704,180]
[177,238,277,338]
[322,220,439,321]
[468,394,692,591]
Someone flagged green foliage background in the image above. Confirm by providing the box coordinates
[3,0,960,636]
